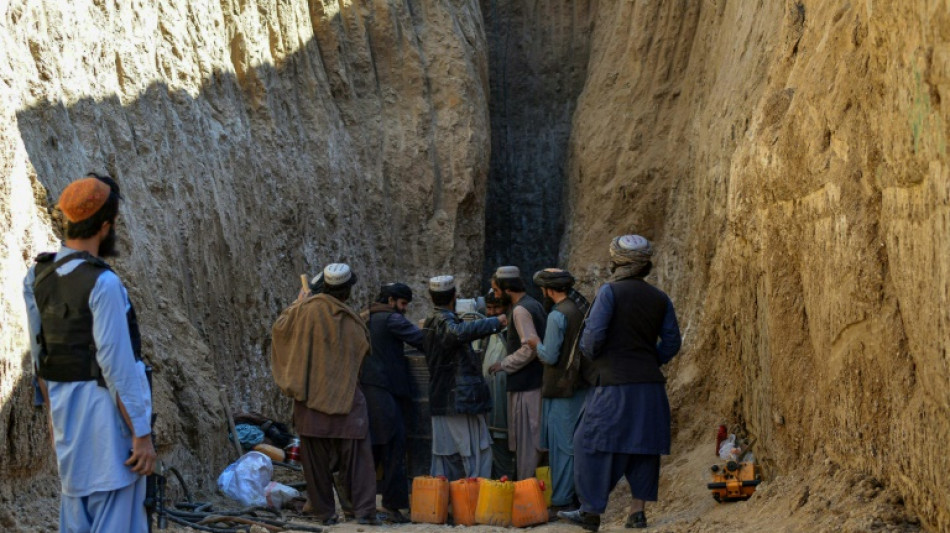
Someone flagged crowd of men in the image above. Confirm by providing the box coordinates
[271,235,682,530]
[24,174,681,533]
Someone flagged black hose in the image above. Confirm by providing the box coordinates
[166,513,248,533]
[162,462,315,532]
[165,466,193,503]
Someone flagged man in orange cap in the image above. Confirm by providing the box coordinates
[23,173,156,532]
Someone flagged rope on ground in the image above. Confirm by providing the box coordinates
[166,513,247,533]
[198,515,281,532]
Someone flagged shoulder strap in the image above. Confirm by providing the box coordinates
[565,297,594,375]
[33,251,111,290]
[33,252,84,289]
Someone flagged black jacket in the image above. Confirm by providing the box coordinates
[361,305,425,398]
[422,308,502,416]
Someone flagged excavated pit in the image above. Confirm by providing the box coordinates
[1,1,948,532]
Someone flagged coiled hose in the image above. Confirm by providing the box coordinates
[163,466,322,532]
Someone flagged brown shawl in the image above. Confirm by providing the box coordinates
[271,293,370,415]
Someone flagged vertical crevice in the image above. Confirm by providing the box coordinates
[480,0,596,289]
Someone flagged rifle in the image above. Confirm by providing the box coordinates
[143,365,167,530]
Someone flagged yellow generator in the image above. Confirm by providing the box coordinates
[708,461,761,502]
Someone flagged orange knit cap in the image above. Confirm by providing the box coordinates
[58,177,112,223]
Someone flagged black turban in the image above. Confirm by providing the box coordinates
[532,269,575,291]
[382,282,413,302]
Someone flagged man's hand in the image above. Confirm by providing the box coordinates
[296,288,312,302]
[524,336,539,350]
[489,362,503,375]
[496,314,509,328]
[126,434,157,475]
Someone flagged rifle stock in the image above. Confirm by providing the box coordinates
[143,366,167,530]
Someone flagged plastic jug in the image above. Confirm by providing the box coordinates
[449,478,481,526]
[512,478,548,527]
[535,466,553,506]
[410,476,449,524]
[474,479,514,526]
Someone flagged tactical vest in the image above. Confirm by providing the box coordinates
[505,294,546,392]
[33,251,142,387]
[541,297,588,398]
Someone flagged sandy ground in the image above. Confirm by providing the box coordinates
[163,418,923,533]
[3,420,923,533]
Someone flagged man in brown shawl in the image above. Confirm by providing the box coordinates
[271,263,379,526]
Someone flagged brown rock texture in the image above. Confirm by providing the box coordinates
[0,1,489,528]
[564,1,947,530]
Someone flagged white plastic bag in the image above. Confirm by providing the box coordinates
[718,434,741,461]
[217,451,273,506]
[265,481,301,510]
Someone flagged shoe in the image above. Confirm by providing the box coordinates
[549,504,578,522]
[382,508,410,523]
[357,514,382,526]
[558,509,600,532]
[625,510,647,529]
[320,515,339,526]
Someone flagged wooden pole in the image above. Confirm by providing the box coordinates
[219,387,244,459]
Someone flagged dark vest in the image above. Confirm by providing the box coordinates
[541,297,588,398]
[33,251,142,386]
[590,278,668,386]
[362,310,412,398]
[505,294,546,392]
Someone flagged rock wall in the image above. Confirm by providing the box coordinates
[480,0,594,286]
[0,1,489,527]
[564,1,949,530]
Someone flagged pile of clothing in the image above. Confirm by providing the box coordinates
[231,412,295,450]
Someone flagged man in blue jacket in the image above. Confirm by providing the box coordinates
[362,283,425,522]
[422,275,507,480]
[24,174,156,533]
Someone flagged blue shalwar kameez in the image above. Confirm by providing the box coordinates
[574,282,681,515]
[25,246,152,533]
[537,310,588,507]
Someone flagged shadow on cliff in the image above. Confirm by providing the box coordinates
[8,33,357,503]
[8,1,494,513]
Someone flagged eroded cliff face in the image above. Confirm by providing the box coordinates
[0,1,488,527]
[564,1,948,530]
[2,0,948,530]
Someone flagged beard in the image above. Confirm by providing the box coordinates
[98,226,120,258]
[542,296,555,314]
[499,291,512,307]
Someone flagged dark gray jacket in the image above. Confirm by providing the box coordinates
[422,308,502,416]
